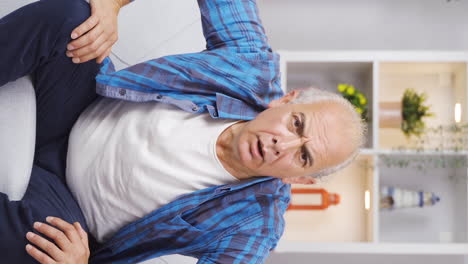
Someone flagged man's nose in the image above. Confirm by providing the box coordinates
[273,136,303,154]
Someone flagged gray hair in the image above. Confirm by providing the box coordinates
[289,87,367,179]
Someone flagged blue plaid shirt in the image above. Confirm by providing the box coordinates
[95,0,284,120]
[90,0,290,263]
[91,178,290,264]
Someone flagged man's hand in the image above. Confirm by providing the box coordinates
[66,0,125,64]
[25,217,90,264]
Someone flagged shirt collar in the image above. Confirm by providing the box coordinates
[213,176,281,195]
[215,93,263,120]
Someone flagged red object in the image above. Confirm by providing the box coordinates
[288,188,341,210]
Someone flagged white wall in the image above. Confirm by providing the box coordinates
[257,0,468,51]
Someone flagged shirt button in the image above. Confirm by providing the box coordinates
[119,89,126,96]
[212,112,218,117]
[192,106,199,112]
[156,95,163,99]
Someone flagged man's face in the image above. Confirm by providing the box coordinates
[231,99,355,183]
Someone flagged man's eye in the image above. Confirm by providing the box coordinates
[300,150,308,165]
[293,116,301,128]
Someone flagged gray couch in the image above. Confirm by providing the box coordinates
[0,0,204,263]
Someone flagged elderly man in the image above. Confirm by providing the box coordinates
[0,0,365,263]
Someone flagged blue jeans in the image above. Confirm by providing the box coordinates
[0,0,100,262]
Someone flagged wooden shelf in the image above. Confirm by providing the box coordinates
[378,62,467,150]
[379,156,468,243]
[284,155,375,243]
[278,50,468,255]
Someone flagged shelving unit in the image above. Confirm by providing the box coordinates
[276,51,468,255]
[282,155,375,243]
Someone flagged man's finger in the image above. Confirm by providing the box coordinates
[70,15,99,40]
[33,221,71,250]
[76,43,109,64]
[46,217,82,244]
[68,26,104,51]
[26,232,63,261]
[96,46,112,64]
[26,244,57,264]
[67,33,108,58]
[74,222,89,245]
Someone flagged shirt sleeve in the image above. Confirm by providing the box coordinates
[96,0,282,111]
[198,0,271,53]
[194,230,276,264]
[119,0,270,51]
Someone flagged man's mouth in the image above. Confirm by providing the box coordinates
[257,138,264,160]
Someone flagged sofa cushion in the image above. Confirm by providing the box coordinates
[0,77,36,201]
[0,0,36,18]
[1,1,199,262]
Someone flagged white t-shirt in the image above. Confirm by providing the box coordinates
[66,98,238,242]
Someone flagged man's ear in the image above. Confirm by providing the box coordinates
[267,90,300,108]
[282,176,316,185]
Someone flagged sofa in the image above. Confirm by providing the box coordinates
[0,0,204,263]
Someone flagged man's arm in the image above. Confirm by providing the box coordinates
[68,0,271,64]
[97,0,283,114]
[198,0,271,52]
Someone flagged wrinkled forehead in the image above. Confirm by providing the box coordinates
[302,102,357,167]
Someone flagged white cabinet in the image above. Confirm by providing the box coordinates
[276,51,468,255]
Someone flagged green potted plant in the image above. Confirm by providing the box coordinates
[401,89,433,137]
[337,83,368,121]
[379,89,433,137]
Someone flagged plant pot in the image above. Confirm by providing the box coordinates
[379,102,402,128]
